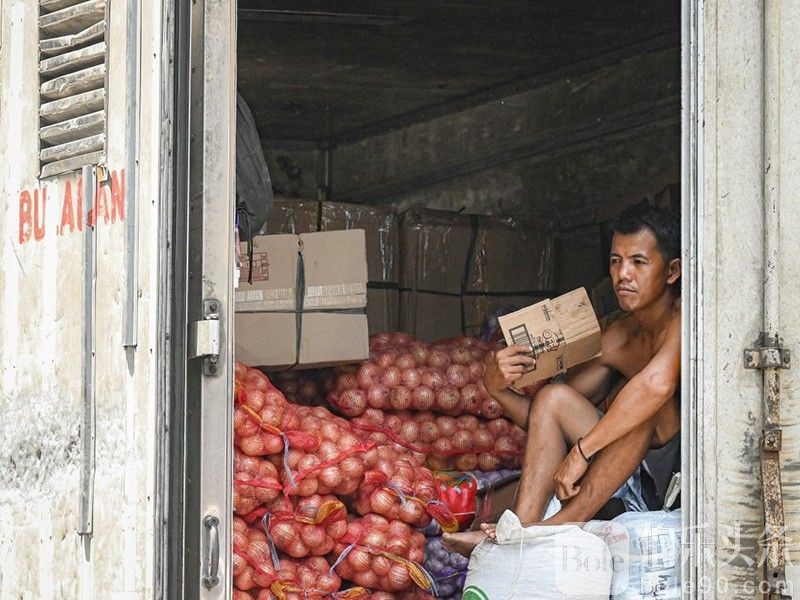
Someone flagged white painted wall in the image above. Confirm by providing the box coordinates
[0,0,165,598]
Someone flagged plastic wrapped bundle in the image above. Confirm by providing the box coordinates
[587,510,682,600]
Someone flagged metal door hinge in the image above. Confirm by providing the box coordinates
[189,299,221,376]
[744,333,790,369]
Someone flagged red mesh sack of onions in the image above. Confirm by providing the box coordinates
[326,334,504,419]
[234,448,282,514]
[363,592,436,600]
[234,515,279,592]
[234,363,319,457]
[235,515,345,599]
[352,408,525,471]
[269,370,328,406]
[352,447,457,532]
[244,494,348,558]
[330,515,434,594]
[269,405,378,497]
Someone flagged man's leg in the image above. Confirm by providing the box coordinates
[443,383,598,555]
[513,383,601,523]
[543,417,655,525]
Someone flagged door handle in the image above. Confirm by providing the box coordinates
[202,515,220,589]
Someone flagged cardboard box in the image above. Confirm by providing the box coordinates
[465,215,555,293]
[400,209,474,295]
[497,288,601,388]
[320,201,400,285]
[399,291,462,342]
[267,199,400,285]
[235,230,369,369]
[399,209,556,340]
[264,199,319,235]
[462,294,548,337]
[367,288,399,334]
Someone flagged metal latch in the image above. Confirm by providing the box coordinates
[744,333,790,369]
[189,299,221,376]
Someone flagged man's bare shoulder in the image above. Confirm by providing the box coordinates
[598,315,632,365]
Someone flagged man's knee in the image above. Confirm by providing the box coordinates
[530,383,572,415]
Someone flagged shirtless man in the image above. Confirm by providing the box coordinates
[443,203,682,555]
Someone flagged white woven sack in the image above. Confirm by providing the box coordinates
[462,510,613,600]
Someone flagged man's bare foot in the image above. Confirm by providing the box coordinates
[479,522,497,540]
[441,530,489,557]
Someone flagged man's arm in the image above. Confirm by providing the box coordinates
[579,315,680,458]
[482,344,537,429]
[564,320,625,405]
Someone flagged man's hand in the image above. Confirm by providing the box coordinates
[483,344,536,394]
[553,446,589,501]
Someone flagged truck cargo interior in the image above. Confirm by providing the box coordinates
[228,1,683,597]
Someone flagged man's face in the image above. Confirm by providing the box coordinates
[609,229,680,312]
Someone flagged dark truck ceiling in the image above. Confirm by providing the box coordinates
[237,0,680,146]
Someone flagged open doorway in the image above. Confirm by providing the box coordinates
[231,2,684,598]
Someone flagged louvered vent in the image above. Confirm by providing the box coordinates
[39,0,107,179]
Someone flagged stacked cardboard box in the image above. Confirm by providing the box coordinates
[266,200,400,334]
[235,230,369,369]
[400,209,556,341]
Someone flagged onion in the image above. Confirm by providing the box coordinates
[366,384,390,408]
[494,435,517,454]
[357,362,381,388]
[473,428,495,451]
[411,385,435,410]
[348,547,371,572]
[389,386,413,410]
[400,420,419,443]
[450,347,473,365]
[454,453,479,471]
[478,452,501,471]
[372,555,393,577]
[375,351,398,369]
[363,529,388,549]
[427,349,450,369]
[480,397,504,419]
[459,383,482,414]
[436,416,458,437]
[395,353,416,370]
[419,420,441,443]
[381,366,402,388]
[335,389,366,417]
[467,361,486,383]
[446,364,470,388]
[422,368,445,391]
[432,438,454,457]
[388,563,411,591]
[485,418,508,437]
[435,387,460,412]
[400,367,421,389]
[452,429,473,451]
[409,342,430,366]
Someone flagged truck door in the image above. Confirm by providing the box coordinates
[168,0,236,598]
